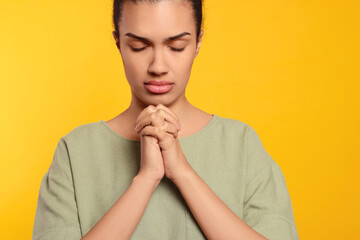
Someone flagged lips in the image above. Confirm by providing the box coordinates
[144,81,174,94]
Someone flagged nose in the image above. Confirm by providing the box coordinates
[148,48,169,76]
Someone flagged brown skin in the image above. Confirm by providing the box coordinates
[82,1,268,239]
[107,0,212,142]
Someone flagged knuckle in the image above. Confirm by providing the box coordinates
[156,104,164,108]
[156,108,165,118]
[148,105,156,111]
[150,112,156,121]
[144,105,156,115]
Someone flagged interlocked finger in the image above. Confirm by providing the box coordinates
[135,107,180,132]
[140,125,176,150]
[159,121,178,138]
[155,104,180,127]
[136,105,158,124]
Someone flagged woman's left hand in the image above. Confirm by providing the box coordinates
[135,104,192,181]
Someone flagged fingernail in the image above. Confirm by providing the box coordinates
[135,124,139,131]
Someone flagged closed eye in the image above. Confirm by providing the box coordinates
[169,47,185,52]
[130,46,185,52]
[130,46,147,52]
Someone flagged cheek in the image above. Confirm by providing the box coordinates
[171,53,195,80]
[122,52,146,82]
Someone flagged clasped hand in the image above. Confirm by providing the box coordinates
[134,104,191,182]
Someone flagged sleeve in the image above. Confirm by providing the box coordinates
[32,137,82,240]
[243,125,299,240]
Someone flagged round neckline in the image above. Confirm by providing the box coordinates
[99,114,218,144]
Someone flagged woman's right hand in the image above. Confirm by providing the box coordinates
[136,106,165,183]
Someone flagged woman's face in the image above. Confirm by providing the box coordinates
[113,1,204,107]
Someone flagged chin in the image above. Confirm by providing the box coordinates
[142,94,181,108]
[132,88,184,108]
[144,98,172,107]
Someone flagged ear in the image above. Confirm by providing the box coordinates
[194,29,204,58]
[112,31,121,53]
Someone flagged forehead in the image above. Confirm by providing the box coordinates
[119,1,196,38]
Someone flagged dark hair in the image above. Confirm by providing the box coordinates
[113,0,203,40]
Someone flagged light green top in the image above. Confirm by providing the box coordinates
[32,114,299,240]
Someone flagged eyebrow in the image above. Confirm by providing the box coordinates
[124,32,191,43]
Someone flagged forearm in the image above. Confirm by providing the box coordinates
[172,168,268,240]
[81,174,160,240]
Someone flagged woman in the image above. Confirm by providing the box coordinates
[32,0,299,239]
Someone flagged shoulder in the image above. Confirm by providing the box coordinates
[207,115,265,155]
[214,114,273,165]
[60,120,102,146]
[215,115,265,144]
[213,114,255,138]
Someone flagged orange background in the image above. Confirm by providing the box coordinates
[1,0,359,239]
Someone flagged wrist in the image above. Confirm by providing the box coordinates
[168,163,195,185]
[134,172,162,191]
